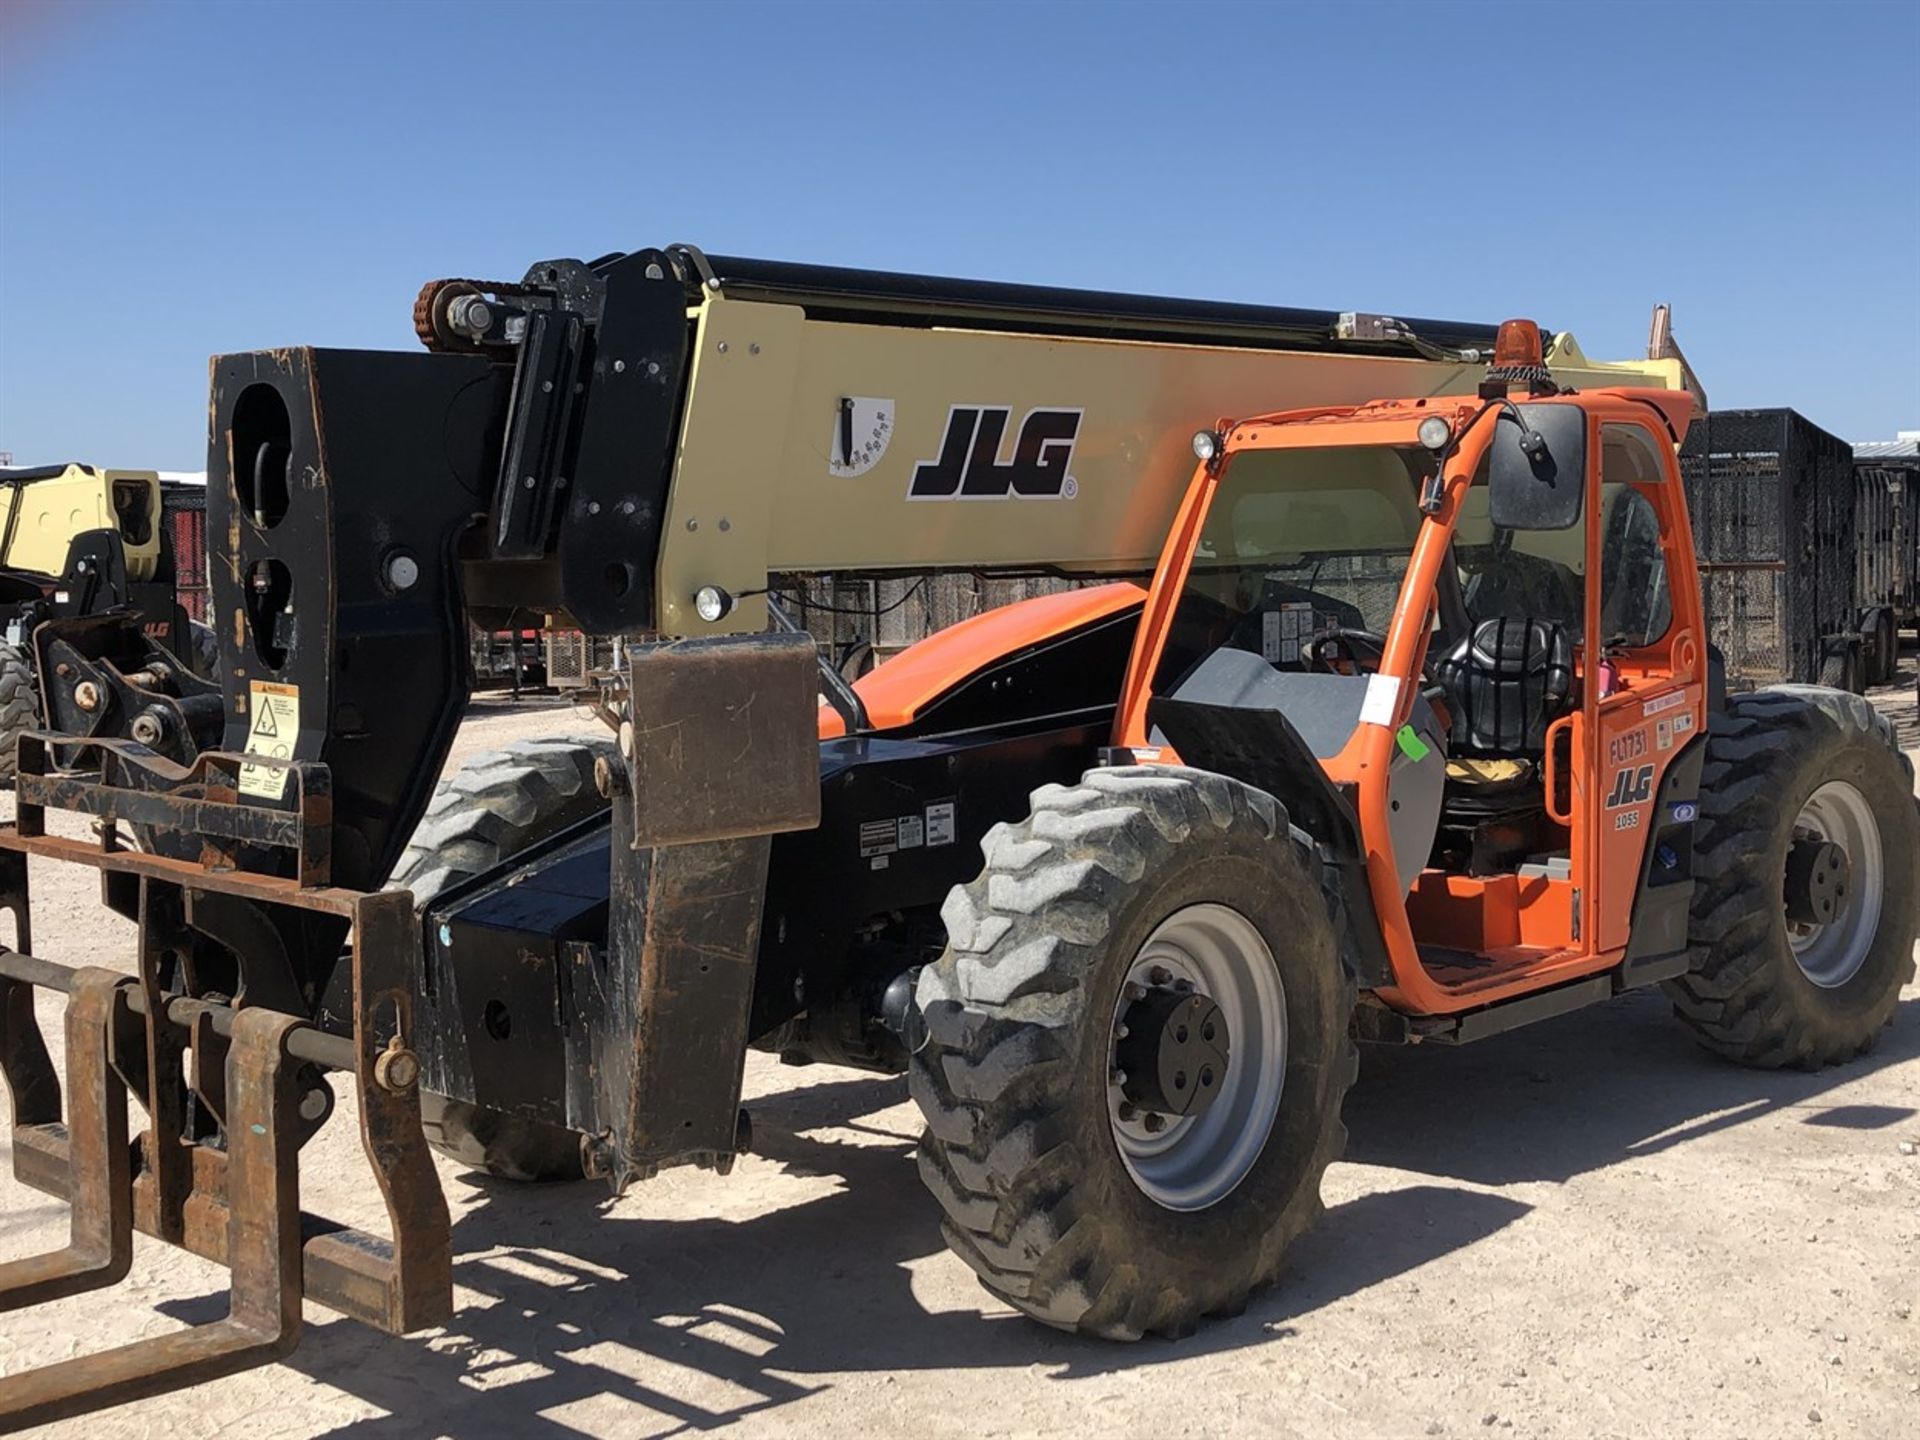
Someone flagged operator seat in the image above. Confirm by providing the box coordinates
[1432,616,1574,795]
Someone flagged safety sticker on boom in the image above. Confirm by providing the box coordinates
[238,680,300,800]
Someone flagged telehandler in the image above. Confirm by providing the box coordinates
[0,248,1908,1424]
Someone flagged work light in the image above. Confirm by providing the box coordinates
[1417,416,1453,452]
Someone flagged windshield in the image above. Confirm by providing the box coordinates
[1151,444,1432,692]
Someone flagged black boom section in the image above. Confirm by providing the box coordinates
[682,251,1506,357]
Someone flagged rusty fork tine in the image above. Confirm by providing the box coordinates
[0,968,134,1309]
[0,1006,305,1433]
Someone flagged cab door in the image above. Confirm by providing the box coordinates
[1586,418,1706,959]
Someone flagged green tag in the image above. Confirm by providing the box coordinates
[1395,724,1431,762]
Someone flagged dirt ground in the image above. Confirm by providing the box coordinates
[2,683,1917,1440]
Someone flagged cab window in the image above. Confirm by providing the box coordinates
[1598,425,1674,648]
[1452,478,1588,635]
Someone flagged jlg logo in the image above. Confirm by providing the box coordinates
[908,405,1082,500]
[1606,763,1654,809]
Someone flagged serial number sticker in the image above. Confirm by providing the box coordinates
[926,801,957,848]
[897,815,925,850]
[858,819,899,858]
[238,680,299,801]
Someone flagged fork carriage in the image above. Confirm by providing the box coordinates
[0,736,451,1430]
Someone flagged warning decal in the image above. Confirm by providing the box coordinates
[238,680,300,800]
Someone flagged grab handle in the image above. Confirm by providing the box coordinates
[1543,712,1580,826]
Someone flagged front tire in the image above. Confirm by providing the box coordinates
[911,766,1356,1339]
[1666,688,1918,1068]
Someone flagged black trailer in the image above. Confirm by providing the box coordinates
[1680,408,1873,690]
[1851,458,1917,681]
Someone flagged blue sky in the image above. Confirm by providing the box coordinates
[1,0,1915,470]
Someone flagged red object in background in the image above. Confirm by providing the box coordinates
[168,506,208,622]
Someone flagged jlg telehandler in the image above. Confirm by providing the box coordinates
[0,249,1908,1425]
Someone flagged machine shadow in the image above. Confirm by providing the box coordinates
[229,1070,1518,1437]
[1343,989,1919,1185]
[169,989,1912,1437]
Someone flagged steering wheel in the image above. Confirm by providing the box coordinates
[1307,627,1440,689]
[1306,627,1389,672]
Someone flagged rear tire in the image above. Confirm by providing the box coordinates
[911,766,1356,1339]
[392,736,617,1182]
[1666,687,1918,1068]
[0,643,37,786]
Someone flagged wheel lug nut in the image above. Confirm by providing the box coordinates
[1109,1067,1126,1087]
[1117,1101,1137,1122]
[1147,965,1171,987]
[1123,981,1147,1002]
[1174,978,1195,993]
[1142,1112,1167,1134]
[1113,1021,1130,1039]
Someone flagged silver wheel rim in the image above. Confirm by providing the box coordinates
[1787,779,1883,988]
[1107,903,1286,1211]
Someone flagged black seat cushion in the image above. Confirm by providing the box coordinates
[1433,617,1573,758]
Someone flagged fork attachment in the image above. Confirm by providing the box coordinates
[0,782,452,1430]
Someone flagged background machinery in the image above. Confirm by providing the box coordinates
[0,462,214,781]
[0,248,1909,1422]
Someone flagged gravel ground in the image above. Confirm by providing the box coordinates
[2,685,1917,1440]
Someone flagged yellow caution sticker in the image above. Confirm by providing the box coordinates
[238,680,300,800]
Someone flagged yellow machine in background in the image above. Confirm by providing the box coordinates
[0,462,201,781]
[0,462,164,581]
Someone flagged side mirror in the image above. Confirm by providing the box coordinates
[1488,402,1586,531]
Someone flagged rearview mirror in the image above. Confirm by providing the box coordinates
[1488,402,1586,531]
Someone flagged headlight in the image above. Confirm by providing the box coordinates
[1191,429,1221,463]
[1417,415,1453,452]
[694,585,734,623]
